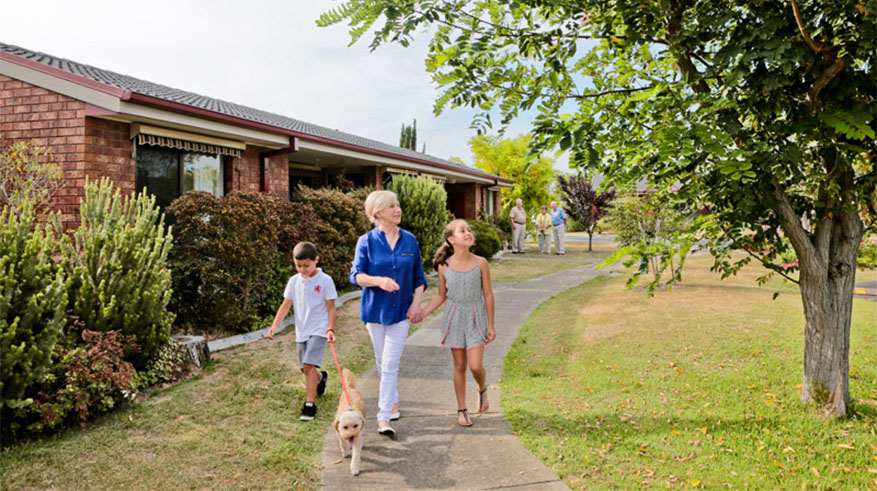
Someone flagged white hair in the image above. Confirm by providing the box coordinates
[364,190,399,224]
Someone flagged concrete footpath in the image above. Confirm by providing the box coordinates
[321,263,613,490]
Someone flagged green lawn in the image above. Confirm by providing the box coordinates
[503,255,877,489]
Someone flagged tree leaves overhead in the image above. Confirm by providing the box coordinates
[320,0,875,275]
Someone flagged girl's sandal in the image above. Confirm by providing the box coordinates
[477,387,489,413]
[457,409,473,427]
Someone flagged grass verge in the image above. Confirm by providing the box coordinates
[502,254,877,489]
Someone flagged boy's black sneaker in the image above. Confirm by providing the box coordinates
[317,370,329,397]
[300,402,316,421]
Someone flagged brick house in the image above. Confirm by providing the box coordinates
[0,42,511,228]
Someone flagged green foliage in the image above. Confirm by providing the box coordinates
[565,218,585,233]
[134,339,190,389]
[0,141,64,216]
[6,330,137,442]
[323,0,876,290]
[468,134,555,218]
[479,211,512,249]
[65,178,173,367]
[858,239,877,271]
[0,205,67,413]
[386,174,450,269]
[168,190,319,334]
[399,118,417,151]
[466,219,502,259]
[292,186,372,288]
[601,196,692,292]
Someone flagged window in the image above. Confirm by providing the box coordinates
[484,189,498,216]
[136,145,224,208]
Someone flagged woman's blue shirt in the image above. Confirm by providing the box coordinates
[349,227,427,325]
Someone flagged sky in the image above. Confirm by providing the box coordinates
[3,0,571,173]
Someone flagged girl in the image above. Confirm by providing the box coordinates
[422,219,497,427]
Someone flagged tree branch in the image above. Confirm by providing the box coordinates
[790,0,823,53]
[771,176,821,273]
[568,86,655,99]
[807,56,845,111]
[666,1,710,94]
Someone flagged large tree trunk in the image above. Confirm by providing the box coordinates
[773,164,864,418]
[798,228,860,417]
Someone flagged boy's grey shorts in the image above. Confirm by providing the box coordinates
[297,335,328,369]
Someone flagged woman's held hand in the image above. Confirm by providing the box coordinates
[378,277,401,292]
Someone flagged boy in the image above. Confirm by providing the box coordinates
[268,242,338,421]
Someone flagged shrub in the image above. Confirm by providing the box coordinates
[6,330,137,441]
[134,339,191,389]
[0,206,67,413]
[480,211,512,249]
[387,175,450,269]
[566,218,586,233]
[292,186,371,288]
[858,240,877,270]
[467,219,502,258]
[0,141,64,216]
[65,178,173,368]
[168,191,319,333]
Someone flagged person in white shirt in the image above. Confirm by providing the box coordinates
[268,241,338,421]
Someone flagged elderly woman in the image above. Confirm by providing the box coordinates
[349,190,427,436]
[534,205,553,254]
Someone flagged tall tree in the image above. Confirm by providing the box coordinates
[320,1,877,417]
[557,173,615,251]
[469,134,555,217]
[399,118,417,151]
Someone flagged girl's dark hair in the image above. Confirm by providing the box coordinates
[432,220,467,271]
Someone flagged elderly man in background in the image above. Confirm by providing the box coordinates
[550,201,567,255]
[509,199,527,253]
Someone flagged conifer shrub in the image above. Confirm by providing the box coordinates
[168,191,319,333]
[0,205,67,414]
[292,186,371,287]
[65,178,173,368]
[467,219,502,259]
[387,175,450,270]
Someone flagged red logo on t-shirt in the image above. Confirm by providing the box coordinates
[314,285,321,293]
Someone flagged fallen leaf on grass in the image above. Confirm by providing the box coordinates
[219,451,233,456]
[584,387,595,391]
[233,473,241,480]
[868,468,877,474]
[837,443,855,450]
[690,479,701,486]
[783,446,795,453]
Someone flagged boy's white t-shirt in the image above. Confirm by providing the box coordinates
[283,269,338,342]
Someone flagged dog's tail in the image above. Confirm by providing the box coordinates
[342,368,356,390]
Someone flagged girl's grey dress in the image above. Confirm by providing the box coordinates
[441,264,489,349]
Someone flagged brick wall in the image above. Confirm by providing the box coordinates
[1,74,88,225]
[84,118,134,195]
[238,145,289,198]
